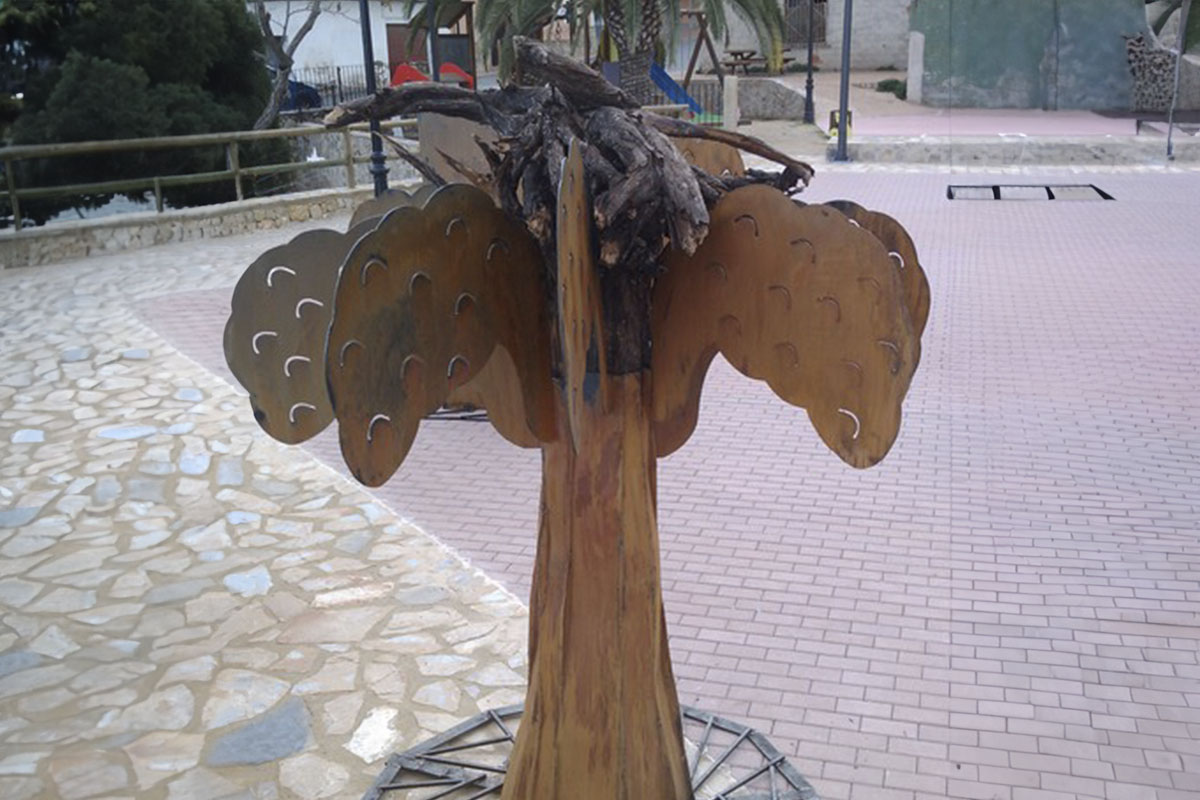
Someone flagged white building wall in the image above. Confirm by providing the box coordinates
[822,0,910,70]
[257,0,417,71]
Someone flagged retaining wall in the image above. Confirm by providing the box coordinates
[0,187,375,269]
[828,134,1200,164]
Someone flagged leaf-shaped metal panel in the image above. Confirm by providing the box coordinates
[325,184,553,487]
[824,200,930,340]
[348,184,438,231]
[671,137,746,178]
[224,225,369,444]
[652,185,923,468]
[556,138,608,452]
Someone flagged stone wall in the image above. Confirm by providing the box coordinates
[690,77,806,120]
[0,188,377,269]
[283,123,422,192]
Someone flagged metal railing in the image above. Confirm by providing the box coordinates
[0,119,416,231]
[290,63,392,110]
[1,103,694,231]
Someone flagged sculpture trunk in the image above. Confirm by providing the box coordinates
[501,373,693,800]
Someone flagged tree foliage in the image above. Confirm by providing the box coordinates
[1147,0,1200,54]
[1,0,94,86]
[3,0,284,225]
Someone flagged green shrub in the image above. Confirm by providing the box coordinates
[876,78,907,101]
[6,0,285,225]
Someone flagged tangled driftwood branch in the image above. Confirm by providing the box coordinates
[324,38,815,372]
[325,39,812,262]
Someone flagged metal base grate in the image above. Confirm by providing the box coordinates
[948,184,1115,201]
[364,704,820,800]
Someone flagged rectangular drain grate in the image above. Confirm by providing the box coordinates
[947,184,1114,201]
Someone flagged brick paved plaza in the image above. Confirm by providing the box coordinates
[3,164,1199,799]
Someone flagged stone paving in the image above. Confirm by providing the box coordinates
[0,236,527,799]
[4,164,1200,800]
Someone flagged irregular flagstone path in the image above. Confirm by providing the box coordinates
[0,231,527,799]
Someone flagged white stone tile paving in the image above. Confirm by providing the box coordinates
[0,230,527,799]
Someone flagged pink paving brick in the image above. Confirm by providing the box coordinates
[141,169,1200,800]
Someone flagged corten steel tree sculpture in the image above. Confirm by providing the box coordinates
[224,39,929,800]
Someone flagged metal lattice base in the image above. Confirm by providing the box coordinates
[364,704,819,800]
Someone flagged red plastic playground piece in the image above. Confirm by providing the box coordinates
[390,62,474,89]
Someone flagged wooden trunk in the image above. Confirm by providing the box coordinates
[501,373,692,800]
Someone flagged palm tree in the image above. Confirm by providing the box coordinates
[1147,0,1199,53]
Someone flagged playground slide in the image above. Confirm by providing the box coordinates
[649,63,704,115]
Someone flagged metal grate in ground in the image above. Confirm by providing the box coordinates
[947,183,1115,200]
[363,705,819,800]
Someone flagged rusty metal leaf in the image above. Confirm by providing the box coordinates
[652,185,924,468]
[348,184,438,231]
[824,199,931,340]
[671,137,746,178]
[325,183,553,486]
[224,221,375,444]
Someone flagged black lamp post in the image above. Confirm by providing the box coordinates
[833,0,853,162]
[427,0,441,82]
[359,0,389,196]
[803,0,816,125]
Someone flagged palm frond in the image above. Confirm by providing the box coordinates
[705,0,784,71]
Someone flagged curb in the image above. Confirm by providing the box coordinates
[824,135,1200,165]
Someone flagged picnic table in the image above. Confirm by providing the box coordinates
[722,49,759,74]
[721,50,797,75]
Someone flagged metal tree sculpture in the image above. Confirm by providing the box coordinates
[224,40,928,800]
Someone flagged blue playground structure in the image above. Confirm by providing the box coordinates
[650,63,705,115]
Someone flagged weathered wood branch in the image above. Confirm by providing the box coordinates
[322,38,812,308]
[375,130,446,187]
[325,83,490,128]
[512,36,638,112]
[324,84,547,139]
[639,112,815,186]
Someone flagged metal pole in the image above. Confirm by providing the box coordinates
[1167,0,1193,161]
[834,0,853,161]
[4,158,22,231]
[803,0,816,124]
[427,0,441,82]
[359,0,388,195]
[228,142,243,201]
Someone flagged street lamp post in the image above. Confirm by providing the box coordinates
[427,0,442,83]
[834,0,853,162]
[803,0,816,125]
[358,0,389,196]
